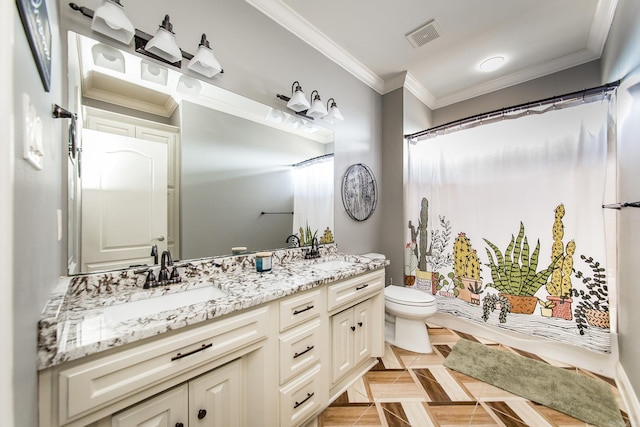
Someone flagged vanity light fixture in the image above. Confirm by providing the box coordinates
[306,90,328,119]
[91,42,125,73]
[286,81,311,112]
[144,15,183,64]
[187,34,223,78]
[90,0,135,45]
[324,98,344,122]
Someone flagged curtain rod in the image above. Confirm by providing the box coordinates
[292,153,334,167]
[405,80,620,142]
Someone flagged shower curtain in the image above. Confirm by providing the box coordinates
[293,157,335,245]
[405,98,615,353]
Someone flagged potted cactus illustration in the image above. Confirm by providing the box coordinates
[545,204,574,320]
[408,197,434,292]
[571,254,609,335]
[404,242,418,286]
[484,222,558,315]
[453,233,482,303]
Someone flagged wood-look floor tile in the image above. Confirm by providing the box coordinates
[401,401,437,427]
[506,401,558,427]
[347,376,371,403]
[435,344,452,358]
[427,328,461,345]
[412,368,451,402]
[318,403,380,426]
[424,366,474,402]
[365,370,427,402]
[425,401,498,426]
[485,401,530,427]
[392,346,444,368]
[380,344,404,369]
[452,329,481,343]
[379,402,411,427]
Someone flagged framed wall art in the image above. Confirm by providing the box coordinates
[341,163,377,221]
[16,0,52,92]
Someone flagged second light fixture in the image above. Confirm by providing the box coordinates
[279,81,343,121]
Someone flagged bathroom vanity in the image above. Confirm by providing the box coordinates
[37,246,387,427]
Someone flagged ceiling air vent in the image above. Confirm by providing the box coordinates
[406,19,441,48]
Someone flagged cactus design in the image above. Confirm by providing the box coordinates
[454,233,480,279]
[404,242,419,275]
[417,197,430,271]
[546,204,574,297]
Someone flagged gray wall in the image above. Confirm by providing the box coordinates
[180,101,327,258]
[601,0,640,405]
[12,1,64,426]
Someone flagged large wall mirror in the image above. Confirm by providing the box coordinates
[67,32,334,274]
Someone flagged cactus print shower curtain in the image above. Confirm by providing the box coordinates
[293,156,335,245]
[405,99,616,353]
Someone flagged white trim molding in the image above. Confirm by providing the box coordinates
[616,362,640,427]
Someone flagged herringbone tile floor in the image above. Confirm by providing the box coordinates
[315,325,630,426]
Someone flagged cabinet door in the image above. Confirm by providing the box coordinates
[189,359,243,427]
[111,385,188,427]
[330,308,354,383]
[353,299,373,366]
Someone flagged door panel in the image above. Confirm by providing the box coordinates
[111,385,188,427]
[189,359,243,427]
[81,129,167,272]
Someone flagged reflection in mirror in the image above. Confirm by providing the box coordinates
[67,32,334,274]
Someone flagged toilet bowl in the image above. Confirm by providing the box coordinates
[384,285,437,354]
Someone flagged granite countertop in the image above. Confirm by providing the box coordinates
[37,245,388,370]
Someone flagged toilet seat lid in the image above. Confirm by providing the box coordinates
[385,286,435,306]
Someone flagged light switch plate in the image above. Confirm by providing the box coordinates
[22,93,44,170]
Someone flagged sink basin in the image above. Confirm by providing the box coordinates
[312,259,357,271]
[103,286,227,324]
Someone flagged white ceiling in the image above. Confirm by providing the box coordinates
[246,0,618,109]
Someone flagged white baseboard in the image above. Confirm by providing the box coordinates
[616,362,640,427]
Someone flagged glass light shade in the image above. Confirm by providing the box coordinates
[287,86,310,112]
[91,0,135,45]
[325,99,344,122]
[188,45,222,78]
[307,93,328,119]
[145,28,182,63]
[91,43,125,73]
[177,75,202,96]
[140,60,168,85]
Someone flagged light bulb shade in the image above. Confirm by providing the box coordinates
[325,99,344,121]
[145,20,182,63]
[287,83,310,112]
[307,91,328,118]
[177,75,202,96]
[188,45,222,78]
[140,60,168,85]
[91,0,135,45]
[91,43,125,73]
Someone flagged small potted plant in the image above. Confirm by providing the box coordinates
[482,293,512,323]
[538,299,555,317]
[571,254,610,335]
[468,281,483,305]
[435,271,456,297]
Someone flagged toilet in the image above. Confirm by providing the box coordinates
[362,253,437,354]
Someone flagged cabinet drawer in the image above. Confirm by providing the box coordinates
[279,289,322,331]
[58,307,268,423]
[279,319,322,384]
[280,364,324,427]
[327,270,384,311]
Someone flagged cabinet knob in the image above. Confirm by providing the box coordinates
[198,409,207,419]
[358,322,363,327]
[350,326,356,331]
[175,423,184,427]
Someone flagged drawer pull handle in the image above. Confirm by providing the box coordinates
[355,284,369,290]
[198,409,207,419]
[293,345,315,359]
[171,343,212,361]
[294,392,315,409]
[176,423,184,427]
[293,305,314,315]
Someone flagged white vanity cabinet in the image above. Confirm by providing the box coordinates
[327,270,385,397]
[111,359,242,427]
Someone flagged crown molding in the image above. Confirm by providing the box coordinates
[245,0,385,94]
[247,0,616,110]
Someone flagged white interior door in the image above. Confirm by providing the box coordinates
[81,128,167,272]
